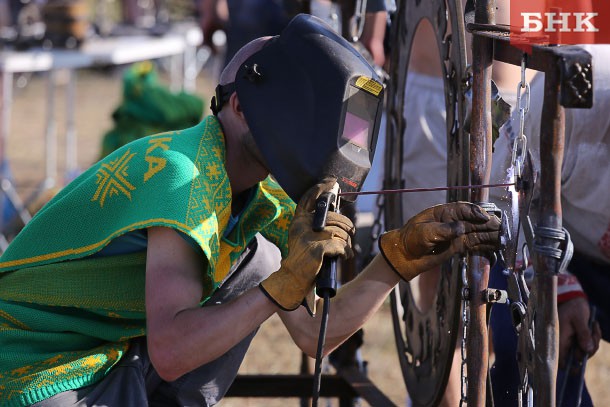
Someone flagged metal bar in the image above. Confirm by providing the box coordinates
[299,353,311,407]
[225,374,355,398]
[468,27,593,109]
[466,0,495,405]
[225,372,396,406]
[338,366,397,406]
[0,70,31,236]
[65,69,78,181]
[0,70,11,235]
[0,70,11,169]
[531,61,564,407]
[169,54,182,93]
[337,182,515,197]
[44,70,57,186]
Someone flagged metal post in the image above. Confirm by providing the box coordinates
[531,63,563,407]
[44,70,57,189]
[467,0,495,405]
[169,54,182,93]
[0,70,11,167]
[65,69,78,181]
[0,70,31,237]
[0,70,11,239]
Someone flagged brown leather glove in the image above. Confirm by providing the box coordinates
[259,178,355,311]
[379,202,501,281]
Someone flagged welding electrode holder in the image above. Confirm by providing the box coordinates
[312,186,340,298]
[311,183,340,407]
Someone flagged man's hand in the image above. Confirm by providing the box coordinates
[379,202,501,281]
[558,297,602,370]
[259,178,355,311]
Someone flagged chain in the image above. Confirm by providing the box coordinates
[350,0,368,42]
[512,64,534,405]
[459,257,470,406]
[511,54,530,178]
[518,388,523,407]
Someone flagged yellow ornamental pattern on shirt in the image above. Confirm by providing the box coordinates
[2,343,128,403]
[0,309,30,330]
[91,134,174,208]
[91,149,137,208]
[144,135,173,182]
[0,117,300,405]
[187,126,232,279]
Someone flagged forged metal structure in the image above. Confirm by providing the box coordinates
[385,0,593,406]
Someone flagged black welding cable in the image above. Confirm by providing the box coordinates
[312,292,331,407]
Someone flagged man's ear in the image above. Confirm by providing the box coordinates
[229,92,247,122]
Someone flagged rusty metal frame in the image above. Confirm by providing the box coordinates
[467,16,592,407]
[225,369,396,405]
[386,0,593,406]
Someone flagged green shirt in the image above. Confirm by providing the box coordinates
[0,116,295,406]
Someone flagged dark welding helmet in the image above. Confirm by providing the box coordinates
[211,14,384,203]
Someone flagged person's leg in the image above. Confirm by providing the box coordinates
[149,233,282,406]
[568,251,610,341]
[556,368,594,407]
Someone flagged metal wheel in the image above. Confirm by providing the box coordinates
[384,0,469,405]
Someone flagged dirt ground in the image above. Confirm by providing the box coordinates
[6,62,610,406]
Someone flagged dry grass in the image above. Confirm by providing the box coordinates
[7,66,610,406]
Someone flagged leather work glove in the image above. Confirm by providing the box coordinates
[379,202,501,281]
[259,178,355,312]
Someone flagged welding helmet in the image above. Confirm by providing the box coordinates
[211,13,384,202]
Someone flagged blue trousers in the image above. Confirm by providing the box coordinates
[488,252,608,407]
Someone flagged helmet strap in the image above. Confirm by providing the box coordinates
[210,82,236,116]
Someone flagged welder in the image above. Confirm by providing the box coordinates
[0,14,501,406]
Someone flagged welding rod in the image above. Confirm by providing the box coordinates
[337,182,516,197]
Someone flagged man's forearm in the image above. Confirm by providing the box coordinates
[280,254,399,357]
[148,287,277,381]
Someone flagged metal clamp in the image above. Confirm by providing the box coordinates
[533,226,574,274]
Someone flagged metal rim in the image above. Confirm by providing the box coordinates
[384,0,469,405]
